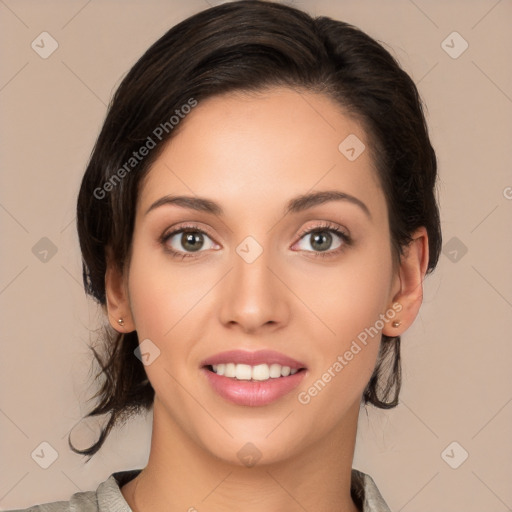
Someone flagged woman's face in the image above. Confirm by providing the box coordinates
[123,87,401,465]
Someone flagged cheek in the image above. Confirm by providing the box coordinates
[126,240,202,338]
[295,237,394,349]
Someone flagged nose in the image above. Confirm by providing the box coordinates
[218,242,290,334]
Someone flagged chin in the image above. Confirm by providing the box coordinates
[204,434,301,468]
[190,415,315,468]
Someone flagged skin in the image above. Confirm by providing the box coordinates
[105,87,429,512]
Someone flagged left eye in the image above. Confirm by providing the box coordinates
[295,228,346,253]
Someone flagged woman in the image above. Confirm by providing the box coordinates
[8,1,441,511]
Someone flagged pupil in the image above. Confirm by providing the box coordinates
[311,232,331,251]
[182,231,203,252]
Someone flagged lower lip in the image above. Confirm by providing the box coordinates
[202,367,307,407]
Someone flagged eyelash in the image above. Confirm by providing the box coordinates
[296,222,352,259]
[159,221,352,260]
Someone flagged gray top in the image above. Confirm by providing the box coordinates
[6,468,391,512]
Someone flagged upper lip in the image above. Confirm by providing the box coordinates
[201,350,307,370]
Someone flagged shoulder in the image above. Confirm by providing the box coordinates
[3,469,142,512]
[1,491,99,512]
[2,490,97,512]
[351,468,392,512]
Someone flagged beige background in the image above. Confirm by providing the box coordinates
[1,0,511,510]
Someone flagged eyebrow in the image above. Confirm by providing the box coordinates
[145,190,371,219]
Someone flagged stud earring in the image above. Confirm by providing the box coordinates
[118,318,125,326]
[392,321,401,328]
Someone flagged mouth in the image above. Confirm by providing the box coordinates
[200,350,308,406]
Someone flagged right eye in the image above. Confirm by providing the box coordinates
[160,224,219,260]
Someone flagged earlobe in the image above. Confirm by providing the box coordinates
[383,227,429,336]
[105,251,135,333]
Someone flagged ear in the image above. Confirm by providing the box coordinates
[104,248,135,333]
[383,227,429,336]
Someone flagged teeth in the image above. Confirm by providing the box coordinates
[269,363,281,378]
[235,364,252,380]
[252,364,270,381]
[225,363,236,378]
[209,363,300,381]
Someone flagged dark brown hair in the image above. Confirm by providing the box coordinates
[72,0,441,458]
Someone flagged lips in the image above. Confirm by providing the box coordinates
[200,349,308,407]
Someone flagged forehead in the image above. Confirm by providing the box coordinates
[138,87,386,223]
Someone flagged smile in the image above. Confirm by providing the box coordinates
[201,350,308,406]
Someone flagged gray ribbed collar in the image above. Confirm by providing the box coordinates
[91,468,392,512]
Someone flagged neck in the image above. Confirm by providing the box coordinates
[122,398,361,512]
